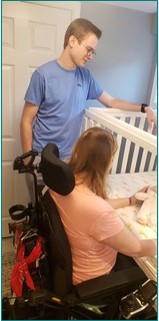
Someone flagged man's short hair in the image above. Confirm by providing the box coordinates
[64,18,102,48]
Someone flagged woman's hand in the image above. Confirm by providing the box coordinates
[107,186,151,209]
[129,186,149,206]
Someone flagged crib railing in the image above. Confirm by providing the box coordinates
[82,109,157,174]
[87,108,155,133]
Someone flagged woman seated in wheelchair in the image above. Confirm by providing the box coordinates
[49,127,156,285]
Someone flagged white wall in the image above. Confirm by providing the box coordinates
[80,2,156,107]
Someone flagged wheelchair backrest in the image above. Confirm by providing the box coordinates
[40,143,75,195]
[40,143,75,296]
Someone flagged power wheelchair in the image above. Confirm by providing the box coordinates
[2,143,157,320]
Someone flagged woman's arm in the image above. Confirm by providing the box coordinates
[107,186,149,209]
[102,226,156,257]
[107,197,130,209]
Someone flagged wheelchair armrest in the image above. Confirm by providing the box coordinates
[76,266,146,301]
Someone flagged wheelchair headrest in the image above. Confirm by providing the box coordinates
[40,143,75,195]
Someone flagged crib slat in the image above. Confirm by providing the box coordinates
[139,150,149,172]
[128,116,136,127]
[129,144,140,173]
[120,138,131,173]
[137,116,147,131]
[149,154,157,171]
[111,134,122,173]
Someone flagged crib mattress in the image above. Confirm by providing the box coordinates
[108,171,156,280]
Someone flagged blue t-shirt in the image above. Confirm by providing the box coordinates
[24,60,103,158]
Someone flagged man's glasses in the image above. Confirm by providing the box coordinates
[78,39,96,56]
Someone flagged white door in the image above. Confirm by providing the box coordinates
[2,1,81,237]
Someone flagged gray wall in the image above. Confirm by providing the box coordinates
[80,2,156,107]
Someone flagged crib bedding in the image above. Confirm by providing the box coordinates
[107,171,156,280]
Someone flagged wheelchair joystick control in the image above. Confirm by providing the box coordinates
[126,294,136,307]
[120,279,157,319]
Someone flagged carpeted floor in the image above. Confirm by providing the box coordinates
[2,251,15,298]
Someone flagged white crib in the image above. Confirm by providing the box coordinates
[82,108,157,281]
[83,108,156,174]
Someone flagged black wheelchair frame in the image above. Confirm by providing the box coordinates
[2,144,157,320]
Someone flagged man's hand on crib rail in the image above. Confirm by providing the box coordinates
[98,93,156,134]
[152,123,157,136]
[144,106,157,134]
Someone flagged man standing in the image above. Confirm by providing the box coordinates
[20,18,156,160]
[20,18,156,202]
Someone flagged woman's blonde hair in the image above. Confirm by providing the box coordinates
[69,127,118,199]
[64,18,102,48]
